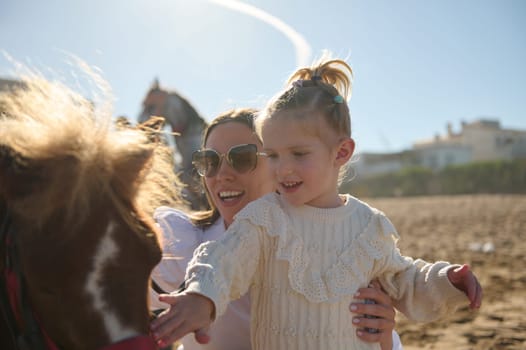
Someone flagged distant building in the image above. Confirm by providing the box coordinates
[352,150,417,179]
[355,118,526,178]
[414,119,526,168]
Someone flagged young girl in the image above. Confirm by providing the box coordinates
[151,56,482,350]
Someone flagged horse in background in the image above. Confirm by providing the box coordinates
[0,69,185,350]
[138,79,208,210]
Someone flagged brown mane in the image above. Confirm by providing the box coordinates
[0,72,184,231]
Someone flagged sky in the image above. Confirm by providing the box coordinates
[1,0,525,153]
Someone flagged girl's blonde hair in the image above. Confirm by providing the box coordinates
[256,54,353,143]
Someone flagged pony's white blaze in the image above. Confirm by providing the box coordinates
[85,222,139,342]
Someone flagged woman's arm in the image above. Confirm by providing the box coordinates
[350,280,403,350]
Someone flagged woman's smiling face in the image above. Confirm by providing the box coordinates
[204,121,275,227]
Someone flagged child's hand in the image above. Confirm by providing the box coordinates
[447,264,483,309]
[150,292,215,348]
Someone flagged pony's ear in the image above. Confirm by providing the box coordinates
[110,146,155,198]
[139,116,168,143]
[140,115,165,131]
[115,116,132,130]
[0,145,43,200]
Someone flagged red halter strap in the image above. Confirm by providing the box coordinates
[1,210,58,350]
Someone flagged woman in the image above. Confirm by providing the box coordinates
[150,108,402,350]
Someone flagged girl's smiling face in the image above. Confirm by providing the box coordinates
[261,113,344,208]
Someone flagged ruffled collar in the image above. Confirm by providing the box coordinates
[281,194,356,222]
[234,193,401,302]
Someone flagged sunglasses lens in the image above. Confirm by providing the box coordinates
[193,144,258,177]
[228,144,257,173]
[192,150,220,177]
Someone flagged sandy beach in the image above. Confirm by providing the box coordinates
[366,194,526,350]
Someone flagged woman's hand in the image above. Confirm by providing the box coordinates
[350,280,397,350]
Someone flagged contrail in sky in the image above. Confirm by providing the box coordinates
[208,0,312,67]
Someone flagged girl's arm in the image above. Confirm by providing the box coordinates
[151,219,262,347]
[371,213,471,321]
[183,219,262,316]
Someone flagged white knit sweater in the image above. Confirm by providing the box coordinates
[185,193,467,350]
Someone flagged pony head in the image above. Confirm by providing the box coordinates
[0,67,184,349]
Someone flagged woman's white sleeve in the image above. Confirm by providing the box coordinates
[149,207,200,310]
[392,330,403,350]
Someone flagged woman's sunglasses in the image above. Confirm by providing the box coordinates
[192,144,266,178]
